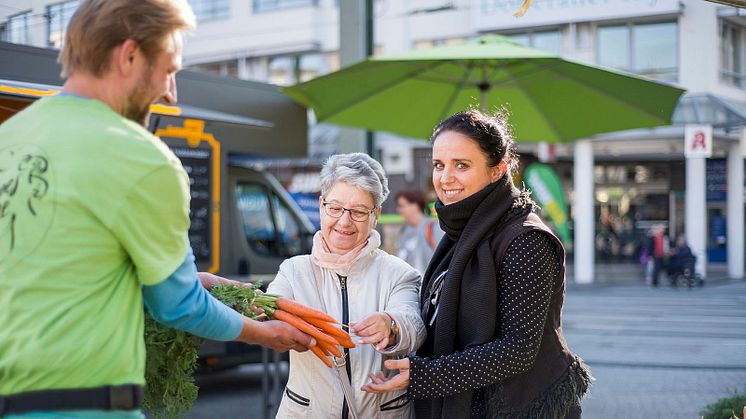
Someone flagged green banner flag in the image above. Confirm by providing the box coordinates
[524,163,571,244]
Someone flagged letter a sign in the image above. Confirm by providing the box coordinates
[685,125,712,158]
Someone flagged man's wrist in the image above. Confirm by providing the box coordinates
[238,316,258,344]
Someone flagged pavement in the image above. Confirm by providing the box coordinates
[564,278,746,418]
[178,276,746,419]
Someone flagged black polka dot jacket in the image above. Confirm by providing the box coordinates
[410,210,593,419]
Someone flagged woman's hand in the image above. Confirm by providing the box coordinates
[361,358,410,393]
[350,312,394,351]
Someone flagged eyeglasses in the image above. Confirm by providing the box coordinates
[322,201,375,222]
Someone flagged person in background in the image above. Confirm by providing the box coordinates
[639,230,654,285]
[268,153,426,418]
[667,234,695,283]
[362,110,591,419]
[396,189,445,274]
[649,224,669,287]
[0,1,311,417]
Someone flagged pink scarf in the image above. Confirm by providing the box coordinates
[311,230,381,276]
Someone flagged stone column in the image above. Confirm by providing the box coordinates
[727,134,744,279]
[685,156,707,277]
[573,139,594,284]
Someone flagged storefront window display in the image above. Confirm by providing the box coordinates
[553,160,685,264]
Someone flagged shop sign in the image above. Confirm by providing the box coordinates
[524,163,571,244]
[474,0,681,31]
[685,124,712,159]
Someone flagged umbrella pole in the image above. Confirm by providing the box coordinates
[480,60,489,112]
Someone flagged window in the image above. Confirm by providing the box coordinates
[4,11,32,45]
[298,53,324,82]
[507,33,529,47]
[271,195,303,255]
[268,56,296,85]
[236,183,304,257]
[506,30,561,55]
[253,0,316,13]
[191,52,334,84]
[532,31,561,55]
[413,37,465,50]
[721,20,745,89]
[190,60,239,77]
[597,26,629,71]
[267,52,331,85]
[597,21,678,81]
[237,184,277,256]
[189,0,230,21]
[47,0,79,48]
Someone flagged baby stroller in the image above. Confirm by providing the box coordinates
[668,254,703,288]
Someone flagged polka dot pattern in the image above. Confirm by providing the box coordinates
[408,231,561,404]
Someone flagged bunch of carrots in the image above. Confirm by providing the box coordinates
[211,283,354,368]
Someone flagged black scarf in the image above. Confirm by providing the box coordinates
[416,177,527,419]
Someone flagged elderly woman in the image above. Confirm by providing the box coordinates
[268,153,426,419]
[363,110,592,418]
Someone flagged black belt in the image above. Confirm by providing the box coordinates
[0,384,142,415]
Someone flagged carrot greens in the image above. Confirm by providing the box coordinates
[143,282,352,418]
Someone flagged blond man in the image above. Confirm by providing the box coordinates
[0,1,312,417]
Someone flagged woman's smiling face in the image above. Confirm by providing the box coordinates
[432,130,503,205]
[320,181,380,254]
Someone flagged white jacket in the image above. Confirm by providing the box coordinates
[267,248,426,419]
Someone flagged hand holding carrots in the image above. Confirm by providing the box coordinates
[210,283,355,367]
[238,318,315,353]
[270,301,355,367]
[350,312,395,351]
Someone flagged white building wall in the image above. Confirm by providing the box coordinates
[678,0,744,101]
[3,0,745,101]
[1,1,59,48]
[184,2,337,65]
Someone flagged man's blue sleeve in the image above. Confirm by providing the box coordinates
[142,247,244,341]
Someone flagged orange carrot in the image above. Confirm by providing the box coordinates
[276,298,339,324]
[336,335,356,348]
[271,309,338,346]
[318,340,343,358]
[303,316,351,341]
[309,345,333,368]
[317,343,331,356]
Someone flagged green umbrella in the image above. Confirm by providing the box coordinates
[284,35,685,143]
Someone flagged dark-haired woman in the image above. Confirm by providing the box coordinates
[362,110,592,419]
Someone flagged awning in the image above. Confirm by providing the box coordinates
[672,93,746,131]
[0,78,272,129]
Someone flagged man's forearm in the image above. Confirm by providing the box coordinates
[143,248,243,341]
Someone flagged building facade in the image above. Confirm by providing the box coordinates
[2,0,745,282]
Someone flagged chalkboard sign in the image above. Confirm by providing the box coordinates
[165,143,213,270]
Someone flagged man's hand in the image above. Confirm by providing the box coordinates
[237,317,315,353]
[197,272,248,290]
[361,358,410,393]
[350,312,394,351]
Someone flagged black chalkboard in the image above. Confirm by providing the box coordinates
[165,143,213,271]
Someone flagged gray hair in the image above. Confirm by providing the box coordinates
[320,153,389,208]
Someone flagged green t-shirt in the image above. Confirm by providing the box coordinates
[0,95,190,396]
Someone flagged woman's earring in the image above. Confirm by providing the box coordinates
[494,161,507,182]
